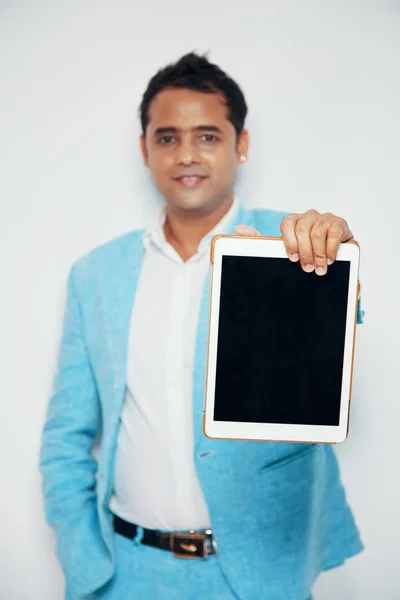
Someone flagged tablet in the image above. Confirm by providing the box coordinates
[203,235,361,444]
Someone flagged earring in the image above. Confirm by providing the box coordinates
[240,155,247,162]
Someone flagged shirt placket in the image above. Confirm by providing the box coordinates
[165,261,194,526]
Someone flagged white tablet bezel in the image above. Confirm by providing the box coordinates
[203,235,360,444]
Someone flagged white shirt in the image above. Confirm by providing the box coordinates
[109,198,239,531]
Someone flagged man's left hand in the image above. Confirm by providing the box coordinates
[235,209,353,276]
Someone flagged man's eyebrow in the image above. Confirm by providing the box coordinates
[153,125,223,136]
[193,125,223,134]
[153,127,178,135]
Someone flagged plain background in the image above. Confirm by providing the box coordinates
[1,1,399,598]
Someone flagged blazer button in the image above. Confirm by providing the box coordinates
[199,451,214,458]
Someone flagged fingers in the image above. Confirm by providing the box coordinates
[325,222,344,266]
[234,225,262,236]
[281,210,318,272]
[281,211,351,276]
[280,214,300,262]
[326,222,353,264]
[296,212,319,272]
[310,218,330,276]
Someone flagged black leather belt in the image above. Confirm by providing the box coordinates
[113,515,217,558]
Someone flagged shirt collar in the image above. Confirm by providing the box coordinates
[143,197,240,255]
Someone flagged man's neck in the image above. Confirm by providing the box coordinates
[163,196,234,262]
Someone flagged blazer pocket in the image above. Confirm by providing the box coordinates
[259,444,317,474]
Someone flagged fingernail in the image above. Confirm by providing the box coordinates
[327,259,333,265]
[316,267,326,276]
[303,264,314,273]
[289,253,299,262]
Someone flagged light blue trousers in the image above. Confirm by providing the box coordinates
[89,532,313,600]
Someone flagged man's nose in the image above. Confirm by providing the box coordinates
[176,138,200,166]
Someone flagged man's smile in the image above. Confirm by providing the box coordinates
[173,175,209,187]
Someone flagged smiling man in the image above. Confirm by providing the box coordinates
[40,53,363,600]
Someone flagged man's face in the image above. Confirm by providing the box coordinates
[141,88,248,215]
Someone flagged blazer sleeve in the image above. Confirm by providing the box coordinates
[39,263,112,597]
[356,283,365,324]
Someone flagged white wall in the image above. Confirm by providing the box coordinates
[1,1,399,598]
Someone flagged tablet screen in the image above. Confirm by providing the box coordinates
[213,256,350,426]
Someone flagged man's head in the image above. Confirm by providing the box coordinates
[139,52,249,216]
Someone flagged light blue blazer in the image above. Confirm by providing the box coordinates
[40,205,364,600]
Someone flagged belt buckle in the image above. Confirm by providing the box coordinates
[170,532,207,559]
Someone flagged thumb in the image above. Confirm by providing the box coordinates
[234,224,262,236]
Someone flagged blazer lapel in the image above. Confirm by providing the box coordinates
[193,205,252,451]
[102,232,145,482]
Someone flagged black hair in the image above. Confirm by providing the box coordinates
[139,52,247,136]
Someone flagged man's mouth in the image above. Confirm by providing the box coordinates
[174,175,208,188]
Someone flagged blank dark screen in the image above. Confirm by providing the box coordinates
[213,256,350,426]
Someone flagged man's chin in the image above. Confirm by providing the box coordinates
[167,194,214,214]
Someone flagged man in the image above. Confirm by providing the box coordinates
[40,53,364,600]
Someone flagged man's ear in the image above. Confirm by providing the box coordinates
[236,128,249,164]
[140,134,149,167]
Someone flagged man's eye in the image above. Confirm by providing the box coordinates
[160,135,174,144]
[201,134,216,142]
